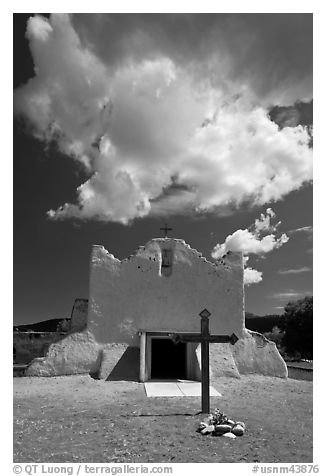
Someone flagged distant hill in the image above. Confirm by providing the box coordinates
[245,312,284,333]
[13,318,70,333]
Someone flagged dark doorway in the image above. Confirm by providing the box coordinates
[151,338,187,379]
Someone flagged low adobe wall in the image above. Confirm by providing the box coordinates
[231,330,288,378]
[26,328,287,379]
[25,330,100,377]
[14,332,66,365]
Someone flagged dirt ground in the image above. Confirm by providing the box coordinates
[13,374,313,463]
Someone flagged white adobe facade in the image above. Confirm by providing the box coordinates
[26,238,287,379]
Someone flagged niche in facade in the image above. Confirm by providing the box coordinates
[161,249,173,277]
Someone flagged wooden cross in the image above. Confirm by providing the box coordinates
[170,309,238,414]
[160,223,172,238]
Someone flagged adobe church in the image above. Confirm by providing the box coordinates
[26,236,287,379]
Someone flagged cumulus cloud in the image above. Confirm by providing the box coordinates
[244,267,263,286]
[211,227,288,257]
[212,209,288,259]
[14,14,313,224]
[212,209,289,285]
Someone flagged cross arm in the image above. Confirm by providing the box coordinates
[169,333,239,345]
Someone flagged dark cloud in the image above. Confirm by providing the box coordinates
[72,13,312,104]
[269,100,313,146]
[269,100,313,128]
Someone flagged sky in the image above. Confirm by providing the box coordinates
[13,13,313,325]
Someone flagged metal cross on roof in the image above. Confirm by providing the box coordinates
[160,223,172,238]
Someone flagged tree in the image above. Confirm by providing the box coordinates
[281,296,313,359]
[264,326,285,353]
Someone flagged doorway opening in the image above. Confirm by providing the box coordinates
[151,338,187,379]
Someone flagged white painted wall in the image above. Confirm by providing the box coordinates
[87,238,245,345]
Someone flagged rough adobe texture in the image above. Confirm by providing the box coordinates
[97,346,140,381]
[26,327,287,379]
[26,331,100,377]
[208,343,241,378]
[26,238,287,378]
[88,238,245,344]
[231,330,288,378]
